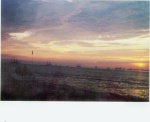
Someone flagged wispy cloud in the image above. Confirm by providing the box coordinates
[2,0,149,41]
[9,31,33,40]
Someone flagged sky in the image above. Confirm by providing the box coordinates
[1,0,149,69]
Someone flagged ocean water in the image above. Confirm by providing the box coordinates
[91,70,149,99]
[2,62,149,101]
[60,68,149,100]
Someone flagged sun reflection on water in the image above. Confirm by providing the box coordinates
[128,89,148,99]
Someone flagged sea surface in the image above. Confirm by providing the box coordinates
[52,67,149,100]
[2,62,149,101]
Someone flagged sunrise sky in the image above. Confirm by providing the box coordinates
[1,0,149,69]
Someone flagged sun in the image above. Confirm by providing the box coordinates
[133,63,146,68]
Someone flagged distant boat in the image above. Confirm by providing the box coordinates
[77,64,81,68]
[10,58,21,66]
[46,61,52,66]
[127,68,133,70]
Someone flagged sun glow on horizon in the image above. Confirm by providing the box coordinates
[133,63,147,69]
